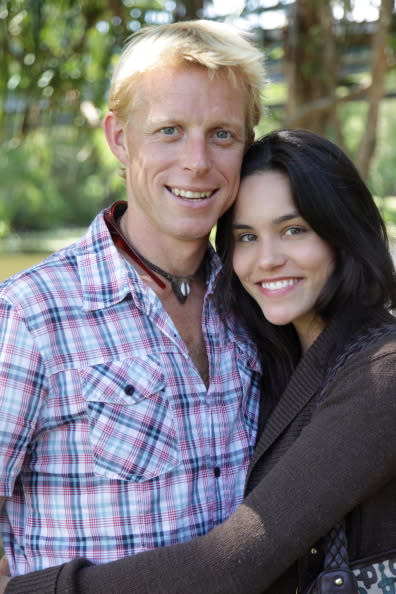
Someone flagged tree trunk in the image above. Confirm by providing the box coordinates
[355,0,394,179]
[174,0,205,21]
[284,0,338,134]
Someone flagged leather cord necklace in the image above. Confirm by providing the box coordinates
[104,201,203,304]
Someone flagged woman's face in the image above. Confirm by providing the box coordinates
[232,170,335,351]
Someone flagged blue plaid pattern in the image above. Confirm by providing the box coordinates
[0,211,261,575]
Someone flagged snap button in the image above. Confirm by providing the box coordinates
[124,384,135,395]
[334,577,344,586]
[310,548,318,555]
[214,467,221,478]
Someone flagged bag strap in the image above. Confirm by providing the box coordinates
[322,521,350,571]
[304,522,358,593]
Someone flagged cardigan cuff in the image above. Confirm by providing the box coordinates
[5,559,92,594]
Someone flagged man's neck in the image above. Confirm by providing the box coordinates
[119,206,209,278]
[0,576,10,592]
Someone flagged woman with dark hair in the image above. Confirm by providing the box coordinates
[216,129,395,419]
[4,130,396,594]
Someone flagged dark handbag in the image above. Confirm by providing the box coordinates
[304,521,358,594]
[304,521,396,594]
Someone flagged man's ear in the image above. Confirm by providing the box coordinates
[103,112,128,164]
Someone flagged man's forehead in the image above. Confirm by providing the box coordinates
[123,64,249,139]
[137,64,247,110]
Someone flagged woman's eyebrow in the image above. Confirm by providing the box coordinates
[232,211,300,229]
[273,211,300,224]
[232,223,253,230]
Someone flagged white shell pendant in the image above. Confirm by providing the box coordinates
[171,279,192,304]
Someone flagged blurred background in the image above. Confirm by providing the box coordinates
[1,0,396,280]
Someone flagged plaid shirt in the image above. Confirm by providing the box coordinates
[0,210,261,576]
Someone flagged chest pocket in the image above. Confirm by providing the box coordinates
[80,357,180,482]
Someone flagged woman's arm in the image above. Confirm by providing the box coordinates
[6,341,396,594]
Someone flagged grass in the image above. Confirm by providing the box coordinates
[0,253,51,281]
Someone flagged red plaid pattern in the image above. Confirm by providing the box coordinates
[0,211,261,575]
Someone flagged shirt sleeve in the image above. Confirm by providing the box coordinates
[0,298,47,495]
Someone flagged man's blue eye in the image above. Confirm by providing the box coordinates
[216,130,231,139]
[161,127,176,135]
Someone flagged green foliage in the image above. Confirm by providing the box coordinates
[339,97,396,199]
[1,126,123,235]
[1,0,396,236]
[1,0,206,235]
[1,0,187,142]
[1,134,66,233]
[369,100,396,199]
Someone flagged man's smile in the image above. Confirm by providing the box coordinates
[167,186,215,199]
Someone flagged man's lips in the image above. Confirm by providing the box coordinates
[167,186,215,199]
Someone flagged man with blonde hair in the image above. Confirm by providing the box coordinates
[0,19,265,591]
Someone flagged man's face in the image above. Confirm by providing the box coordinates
[106,65,249,246]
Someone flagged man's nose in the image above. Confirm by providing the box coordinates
[182,134,211,174]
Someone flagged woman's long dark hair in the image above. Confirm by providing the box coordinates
[216,129,396,414]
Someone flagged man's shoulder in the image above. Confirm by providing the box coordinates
[0,244,81,311]
[0,211,112,311]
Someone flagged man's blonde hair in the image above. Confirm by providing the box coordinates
[108,20,266,136]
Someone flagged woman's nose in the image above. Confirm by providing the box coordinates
[256,238,286,269]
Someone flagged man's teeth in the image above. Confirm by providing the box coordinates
[261,279,298,290]
[171,188,212,199]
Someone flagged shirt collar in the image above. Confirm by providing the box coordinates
[76,209,222,312]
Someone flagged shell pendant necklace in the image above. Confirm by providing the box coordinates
[104,201,204,304]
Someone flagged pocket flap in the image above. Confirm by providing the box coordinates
[81,357,166,405]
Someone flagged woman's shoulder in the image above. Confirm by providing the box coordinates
[352,320,396,359]
[320,319,396,401]
[338,317,396,363]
